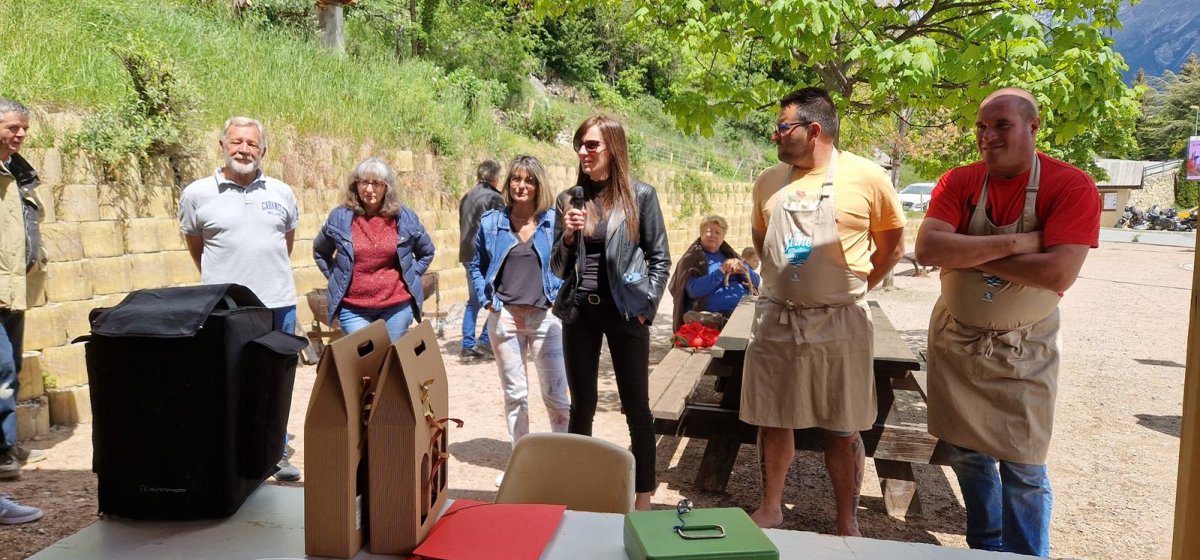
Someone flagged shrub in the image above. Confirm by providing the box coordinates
[66,37,196,185]
[509,105,566,143]
[672,170,712,219]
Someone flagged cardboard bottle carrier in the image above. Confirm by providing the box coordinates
[303,320,452,558]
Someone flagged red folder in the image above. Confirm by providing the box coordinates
[411,500,566,560]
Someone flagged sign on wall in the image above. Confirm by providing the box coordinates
[1103,192,1118,210]
[1188,136,1200,181]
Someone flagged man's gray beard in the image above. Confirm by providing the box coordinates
[224,155,260,176]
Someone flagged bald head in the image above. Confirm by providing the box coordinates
[980,87,1039,120]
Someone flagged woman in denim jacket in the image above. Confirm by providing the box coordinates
[469,155,571,462]
[313,157,435,342]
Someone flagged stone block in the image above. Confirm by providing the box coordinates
[291,241,314,267]
[48,385,92,426]
[40,222,84,262]
[142,159,176,188]
[89,255,133,295]
[59,298,102,341]
[23,304,66,350]
[44,260,93,302]
[164,250,200,285]
[17,351,44,402]
[53,184,101,222]
[16,396,50,441]
[41,342,88,388]
[144,187,177,219]
[157,218,186,251]
[79,220,125,257]
[97,185,126,221]
[298,213,323,240]
[395,150,414,173]
[124,218,162,253]
[129,253,168,290]
[40,148,63,186]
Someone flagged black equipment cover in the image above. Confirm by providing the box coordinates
[84,284,307,519]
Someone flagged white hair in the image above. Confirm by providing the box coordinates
[221,116,267,154]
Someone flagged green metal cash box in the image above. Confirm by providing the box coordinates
[623,506,779,560]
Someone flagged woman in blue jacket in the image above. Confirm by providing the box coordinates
[313,157,435,342]
[469,155,570,453]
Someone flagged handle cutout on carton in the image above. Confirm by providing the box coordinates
[413,339,427,356]
[356,339,375,358]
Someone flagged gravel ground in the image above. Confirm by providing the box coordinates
[0,240,1190,560]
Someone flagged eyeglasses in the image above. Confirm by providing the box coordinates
[356,179,387,190]
[509,175,538,187]
[774,120,811,136]
[578,140,605,153]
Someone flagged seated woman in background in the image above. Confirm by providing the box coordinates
[469,155,571,456]
[313,157,435,342]
[667,215,760,332]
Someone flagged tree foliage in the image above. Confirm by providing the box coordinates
[530,0,1141,173]
[1138,53,1200,161]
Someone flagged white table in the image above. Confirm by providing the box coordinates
[29,485,1029,559]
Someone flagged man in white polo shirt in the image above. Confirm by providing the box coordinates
[178,116,300,481]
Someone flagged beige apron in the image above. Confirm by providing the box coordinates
[927,156,1061,464]
[740,152,876,432]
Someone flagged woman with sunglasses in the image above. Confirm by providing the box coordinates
[313,157,435,342]
[551,116,671,510]
[469,155,571,464]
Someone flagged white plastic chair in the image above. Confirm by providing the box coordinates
[494,432,636,514]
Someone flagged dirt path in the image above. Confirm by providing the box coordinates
[0,240,1189,560]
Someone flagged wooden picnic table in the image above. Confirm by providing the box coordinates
[652,297,951,518]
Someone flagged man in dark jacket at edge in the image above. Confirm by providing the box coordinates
[0,98,48,525]
[457,160,503,360]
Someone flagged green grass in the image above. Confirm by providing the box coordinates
[0,0,516,156]
[0,0,769,177]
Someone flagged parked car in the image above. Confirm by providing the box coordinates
[898,182,935,212]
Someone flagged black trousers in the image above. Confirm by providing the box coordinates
[562,299,656,493]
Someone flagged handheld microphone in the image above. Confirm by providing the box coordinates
[568,186,585,242]
[568,185,584,210]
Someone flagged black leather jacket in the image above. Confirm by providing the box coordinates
[551,181,671,323]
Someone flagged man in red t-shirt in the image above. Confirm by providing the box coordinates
[915,87,1099,557]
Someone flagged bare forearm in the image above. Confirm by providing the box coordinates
[975,252,1078,293]
[751,227,765,257]
[185,235,204,272]
[915,229,1036,269]
[867,250,901,290]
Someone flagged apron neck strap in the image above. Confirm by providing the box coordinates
[978,153,1041,232]
[785,148,839,196]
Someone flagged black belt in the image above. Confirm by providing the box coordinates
[579,292,611,305]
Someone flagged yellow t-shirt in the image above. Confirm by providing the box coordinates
[752,151,906,279]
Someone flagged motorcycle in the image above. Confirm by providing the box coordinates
[1116,205,1152,230]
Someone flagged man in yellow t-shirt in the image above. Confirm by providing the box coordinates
[742,87,905,534]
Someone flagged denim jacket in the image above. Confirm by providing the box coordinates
[468,207,562,311]
[312,205,435,324]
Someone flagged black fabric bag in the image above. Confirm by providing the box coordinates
[84,284,307,519]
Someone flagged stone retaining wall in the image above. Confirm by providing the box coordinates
[11,111,762,440]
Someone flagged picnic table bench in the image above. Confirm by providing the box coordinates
[648,297,953,518]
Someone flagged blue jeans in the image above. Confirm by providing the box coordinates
[950,445,1053,557]
[0,310,23,454]
[270,305,298,457]
[461,264,489,350]
[338,303,414,343]
[272,305,297,335]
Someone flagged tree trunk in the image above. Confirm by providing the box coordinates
[318,5,345,53]
[882,111,911,291]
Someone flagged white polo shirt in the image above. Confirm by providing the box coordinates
[178,169,299,308]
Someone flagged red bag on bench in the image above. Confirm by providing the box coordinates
[672,322,720,349]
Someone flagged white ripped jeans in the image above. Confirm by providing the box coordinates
[487,304,571,446]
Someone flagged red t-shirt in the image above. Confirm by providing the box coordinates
[342,215,413,309]
[926,152,1100,248]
